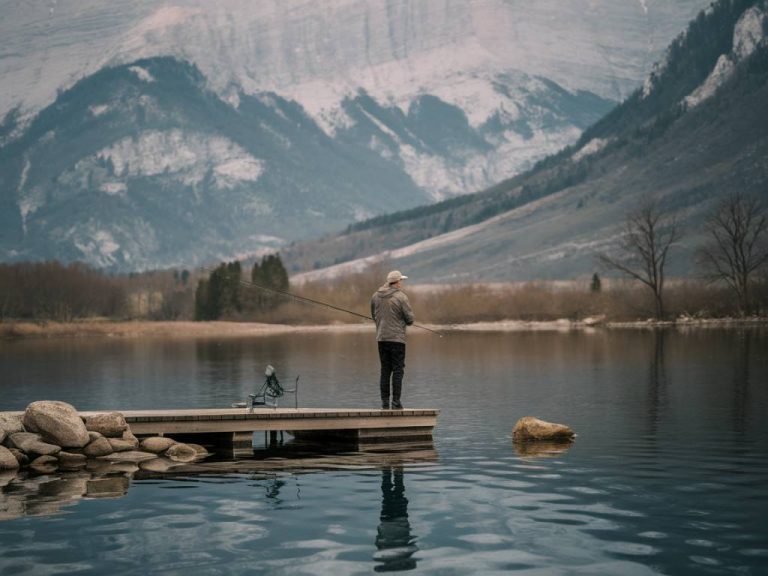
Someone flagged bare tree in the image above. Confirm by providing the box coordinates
[598,197,681,319]
[697,192,768,316]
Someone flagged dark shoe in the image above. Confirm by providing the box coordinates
[391,400,403,410]
[381,402,390,410]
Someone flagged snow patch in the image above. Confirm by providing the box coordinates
[213,158,264,189]
[571,137,609,162]
[683,6,766,108]
[129,65,155,83]
[100,182,127,196]
[74,229,121,267]
[684,54,735,108]
[733,6,767,60]
[89,104,109,117]
[17,158,32,233]
[95,129,264,189]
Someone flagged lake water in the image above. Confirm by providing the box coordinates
[1,327,767,575]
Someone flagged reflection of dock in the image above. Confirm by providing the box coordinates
[1,440,438,521]
[80,408,439,453]
[142,441,439,476]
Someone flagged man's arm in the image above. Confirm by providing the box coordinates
[370,297,377,322]
[400,294,414,326]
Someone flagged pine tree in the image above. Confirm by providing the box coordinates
[590,273,602,293]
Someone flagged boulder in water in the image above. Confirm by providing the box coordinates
[23,401,89,448]
[121,429,139,449]
[0,446,19,470]
[83,436,114,458]
[96,450,158,463]
[0,413,24,435]
[84,412,128,438]
[165,443,198,463]
[29,455,59,474]
[140,437,176,454]
[108,438,137,453]
[512,416,575,442]
[8,432,61,456]
[57,451,88,470]
[9,448,28,467]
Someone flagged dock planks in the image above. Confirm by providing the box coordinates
[78,407,439,437]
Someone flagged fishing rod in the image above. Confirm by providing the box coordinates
[199,267,445,337]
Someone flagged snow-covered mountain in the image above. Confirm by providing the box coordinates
[287,0,768,283]
[0,0,710,269]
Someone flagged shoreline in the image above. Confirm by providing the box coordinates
[1,317,767,340]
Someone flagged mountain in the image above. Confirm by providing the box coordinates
[288,0,768,283]
[0,58,431,269]
[0,1,710,270]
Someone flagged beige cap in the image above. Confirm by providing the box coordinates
[386,270,408,284]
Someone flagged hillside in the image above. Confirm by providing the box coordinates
[287,0,768,283]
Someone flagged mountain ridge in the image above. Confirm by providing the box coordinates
[287,0,768,283]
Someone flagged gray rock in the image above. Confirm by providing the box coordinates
[512,416,576,442]
[121,429,139,449]
[29,455,59,474]
[140,437,176,454]
[165,443,198,463]
[96,450,158,463]
[9,448,28,466]
[58,451,88,469]
[0,470,17,488]
[0,413,25,435]
[0,446,20,470]
[87,431,104,443]
[0,428,5,445]
[85,459,138,477]
[9,432,62,456]
[23,401,89,448]
[85,476,129,499]
[107,438,137,453]
[83,437,113,458]
[185,443,210,457]
[84,412,128,438]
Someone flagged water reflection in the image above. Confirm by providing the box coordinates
[647,330,668,435]
[513,440,573,459]
[0,468,132,521]
[374,467,418,572]
[732,330,751,435]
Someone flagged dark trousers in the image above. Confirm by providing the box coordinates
[378,341,406,405]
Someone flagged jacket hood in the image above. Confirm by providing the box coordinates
[376,284,399,297]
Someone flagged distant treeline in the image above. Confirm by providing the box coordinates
[1,257,766,326]
[0,261,195,322]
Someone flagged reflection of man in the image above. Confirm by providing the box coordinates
[371,271,414,410]
[374,467,418,572]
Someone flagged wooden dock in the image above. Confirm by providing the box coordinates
[80,407,439,454]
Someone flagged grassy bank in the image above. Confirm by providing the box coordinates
[3,269,767,340]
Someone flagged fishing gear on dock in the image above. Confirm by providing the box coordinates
[200,266,445,337]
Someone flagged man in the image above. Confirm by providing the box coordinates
[371,270,414,410]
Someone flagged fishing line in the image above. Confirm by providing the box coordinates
[199,267,445,337]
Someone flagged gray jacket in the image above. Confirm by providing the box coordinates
[371,284,414,343]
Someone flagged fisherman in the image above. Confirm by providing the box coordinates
[371,270,414,410]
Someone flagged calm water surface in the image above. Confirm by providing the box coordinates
[0,328,767,575]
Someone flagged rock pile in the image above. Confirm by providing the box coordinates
[0,401,209,474]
